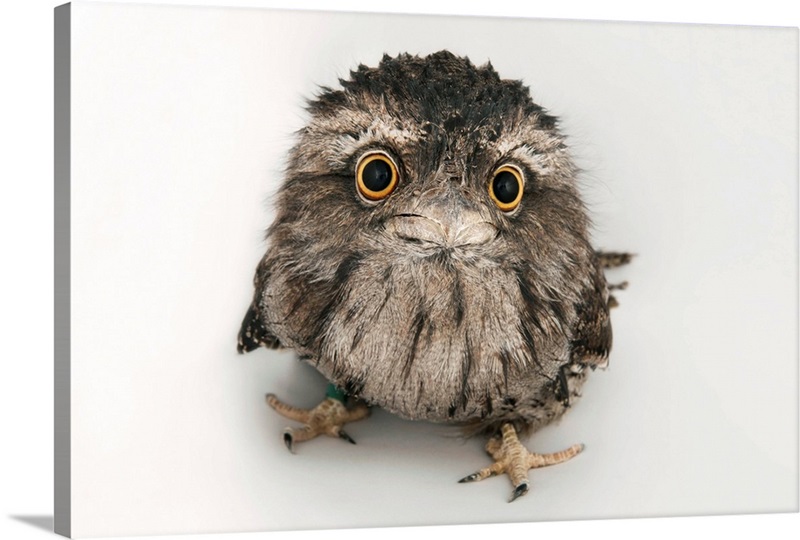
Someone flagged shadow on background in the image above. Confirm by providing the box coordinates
[10,515,53,534]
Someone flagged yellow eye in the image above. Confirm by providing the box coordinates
[489,165,524,212]
[356,152,399,202]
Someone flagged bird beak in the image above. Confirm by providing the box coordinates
[386,188,497,248]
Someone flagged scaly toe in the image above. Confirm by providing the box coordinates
[266,394,370,451]
[460,423,583,501]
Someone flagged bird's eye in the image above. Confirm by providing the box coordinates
[489,165,524,212]
[355,151,399,202]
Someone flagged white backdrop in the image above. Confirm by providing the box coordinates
[63,2,796,537]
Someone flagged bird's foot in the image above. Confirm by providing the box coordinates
[458,423,583,502]
[266,393,370,452]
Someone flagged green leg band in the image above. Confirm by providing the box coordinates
[325,383,347,403]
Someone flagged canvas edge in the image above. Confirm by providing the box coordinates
[55,2,72,538]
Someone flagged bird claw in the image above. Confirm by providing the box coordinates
[459,423,583,501]
[282,431,294,452]
[266,393,369,452]
[509,482,529,503]
[458,473,480,484]
[338,429,356,445]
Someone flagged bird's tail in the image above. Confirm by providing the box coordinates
[595,250,634,309]
[595,251,634,269]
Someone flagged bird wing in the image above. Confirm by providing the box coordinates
[569,257,612,369]
[237,257,283,353]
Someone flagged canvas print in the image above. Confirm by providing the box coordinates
[55,2,798,538]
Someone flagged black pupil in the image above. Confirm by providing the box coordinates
[492,171,520,204]
[362,158,393,192]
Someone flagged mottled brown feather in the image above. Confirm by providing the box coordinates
[238,51,629,438]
